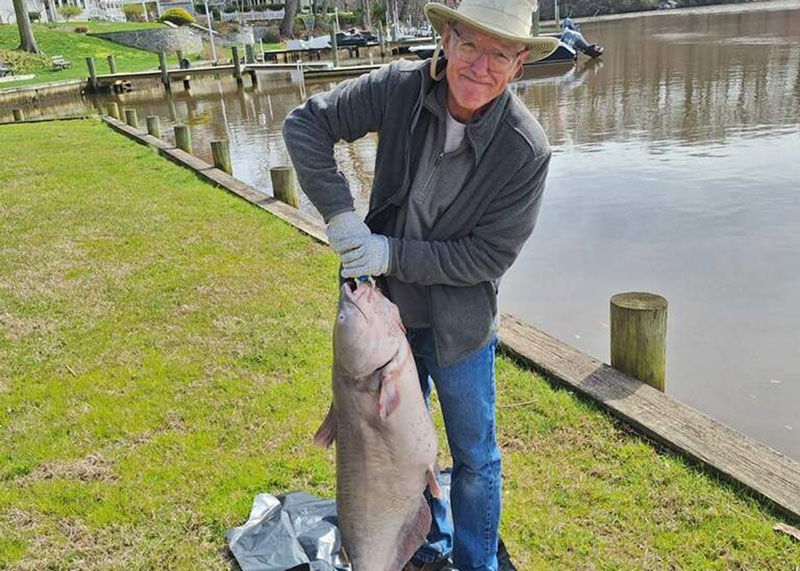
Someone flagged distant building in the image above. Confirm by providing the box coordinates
[0,0,125,23]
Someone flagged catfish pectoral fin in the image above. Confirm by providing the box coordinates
[314,404,337,448]
[426,467,443,499]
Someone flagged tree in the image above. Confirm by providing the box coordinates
[359,0,371,28]
[279,0,298,37]
[58,4,82,20]
[12,0,42,54]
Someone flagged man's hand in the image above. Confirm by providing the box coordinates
[326,211,370,254]
[340,234,389,278]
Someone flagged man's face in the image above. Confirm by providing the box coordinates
[441,23,527,123]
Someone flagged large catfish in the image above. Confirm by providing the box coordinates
[314,281,442,570]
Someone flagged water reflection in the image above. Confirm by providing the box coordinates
[2,2,799,459]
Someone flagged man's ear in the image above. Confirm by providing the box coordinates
[441,22,452,57]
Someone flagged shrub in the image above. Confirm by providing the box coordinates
[0,48,50,73]
[74,25,89,33]
[123,3,143,20]
[28,11,41,21]
[223,6,237,12]
[160,7,195,25]
[58,5,82,20]
[260,26,280,43]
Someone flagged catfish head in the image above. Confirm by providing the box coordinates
[333,281,406,380]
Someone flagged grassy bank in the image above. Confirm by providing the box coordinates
[0,22,174,89]
[0,120,798,569]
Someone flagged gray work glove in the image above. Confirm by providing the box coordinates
[340,234,390,278]
[325,211,370,254]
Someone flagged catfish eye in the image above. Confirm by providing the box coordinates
[338,312,345,321]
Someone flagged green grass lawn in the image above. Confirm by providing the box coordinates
[0,120,798,569]
[0,22,176,89]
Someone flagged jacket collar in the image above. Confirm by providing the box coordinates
[420,58,511,164]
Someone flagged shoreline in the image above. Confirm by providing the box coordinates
[4,0,800,100]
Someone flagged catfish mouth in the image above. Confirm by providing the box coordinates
[340,280,372,321]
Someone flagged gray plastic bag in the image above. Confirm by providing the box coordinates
[225,491,349,571]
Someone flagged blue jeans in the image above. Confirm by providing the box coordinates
[407,327,501,571]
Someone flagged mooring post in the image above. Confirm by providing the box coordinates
[245,43,255,64]
[174,125,192,154]
[106,102,120,120]
[124,108,139,129]
[232,46,243,86]
[158,51,171,90]
[378,21,386,62]
[86,57,98,92]
[107,54,117,74]
[610,292,668,391]
[12,109,24,122]
[330,23,339,68]
[146,115,162,138]
[211,140,232,174]
[270,166,300,208]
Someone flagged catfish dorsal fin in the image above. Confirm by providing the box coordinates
[313,404,336,448]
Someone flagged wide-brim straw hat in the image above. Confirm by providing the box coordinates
[424,0,558,63]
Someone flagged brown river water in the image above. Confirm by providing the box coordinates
[2,0,799,460]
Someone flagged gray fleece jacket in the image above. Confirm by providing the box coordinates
[282,58,551,366]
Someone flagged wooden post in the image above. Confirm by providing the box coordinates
[183,76,191,90]
[330,23,339,68]
[12,109,24,122]
[158,51,171,90]
[174,125,192,154]
[124,108,139,129]
[610,292,668,392]
[245,43,255,64]
[270,166,299,208]
[107,54,117,74]
[211,140,232,174]
[232,46,243,86]
[86,57,98,92]
[106,102,120,120]
[378,21,386,62]
[146,115,162,138]
[533,8,540,36]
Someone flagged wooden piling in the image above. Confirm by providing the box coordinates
[378,22,386,62]
[183,76,191,90]
[270,166,299,208]
[146,115,161,139]
[174,125,192,154]
[232,46,243,86]
[330,24,339,68]
[106,102,120,120]
[107,54,117,74]
[610,292,668,392]
[211,140,232,174]
[124,108,139,129]
[12,109,24,122]
[245,43,255,64]
[86,57,98,92]
[158,52,171,90]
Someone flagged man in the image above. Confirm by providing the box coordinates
[282,1,556,569]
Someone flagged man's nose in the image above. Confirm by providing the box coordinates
[469,52,491,75]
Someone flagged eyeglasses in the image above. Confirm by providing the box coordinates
[449,27,526,73]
